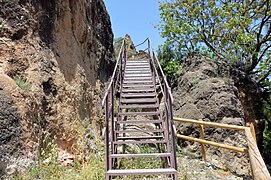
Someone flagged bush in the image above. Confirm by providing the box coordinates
[157,44,182,85]
[15,154,105,180]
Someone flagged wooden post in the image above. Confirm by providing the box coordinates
[199,120,206,161]
[249,122,257,142]
[245,128,270,180]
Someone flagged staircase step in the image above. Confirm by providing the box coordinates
[120,104,158,109]
[125,67,150,70]
[126,64,149,67]
[125,68,150,71]
[126,61,149,64]
[126,60,148,62]
[116,119,161,124]
[123,84,154,88]
[121,98,157,104]
[118,111,160,116]
[122,88,155,93]
[113,140,166,145]
[115,129,164,134]
[123,80,153,84]
[124,74,152,77]
[110,153,171,158]
[117,136,164,140]
[122,86,154,90]
[121,93,156,98]
[126,63,149,66]
[124,69,151,75]
[107,168,176,176]
[124,77,152,80]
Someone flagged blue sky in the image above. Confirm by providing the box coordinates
[103,0,164,50]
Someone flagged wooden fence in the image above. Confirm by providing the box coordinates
[173,117,271,180]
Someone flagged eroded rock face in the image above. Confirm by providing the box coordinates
[0,0,114,176]
[172,55,264,176]
[0,88,21,176]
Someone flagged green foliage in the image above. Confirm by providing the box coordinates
[191,77,200,87]
[163,60,179,76]
[158,44,182,84]
[34,116,42,126]
[14,75,30,91]
[157,0,271,87]
[116,145,165,179]
[16,154,105,180]
[39,131,58,162]
[16,128,105,179]
[263,98,271,163]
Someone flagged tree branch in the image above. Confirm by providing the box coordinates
[246,1,271,73]
[258,44,271,63]
[200,32,224,59]
[257,67,271,84]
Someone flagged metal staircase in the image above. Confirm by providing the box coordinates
[102,38,178,180]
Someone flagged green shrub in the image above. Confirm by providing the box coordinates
[16,154,105,180]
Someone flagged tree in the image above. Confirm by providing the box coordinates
[158,0,271,92]
[158,0,271,160]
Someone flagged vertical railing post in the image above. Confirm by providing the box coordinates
[168,93,177,170]
[124,40,127,67]
[152,51,156,86]
[148,38,151,59]
[111,85,115,154]
[199,119,206,161]
[105,96,110,171]
[120,51,123,86]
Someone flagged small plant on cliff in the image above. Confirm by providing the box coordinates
[39,131,58,162]
[14,75,30,91]
[191,77,201,87]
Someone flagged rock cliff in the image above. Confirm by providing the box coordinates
[172,55,265,177]
[0,0,114,176]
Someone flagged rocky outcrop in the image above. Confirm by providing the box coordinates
[0,88,21,176]
[172,55,265,176]
[0,0,114,176]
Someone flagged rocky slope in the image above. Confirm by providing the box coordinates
[0,0,114,176]
[172,55,265,177]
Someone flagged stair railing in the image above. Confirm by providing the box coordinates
[147,38,178,170]
[102,39,127,171]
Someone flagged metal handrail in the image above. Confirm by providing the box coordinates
[102,37,177,172]
[147,38,177,170]
[152,49,174,103]
[102,38,126,172]
[147,38,174,103]
[102,38,125,106]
